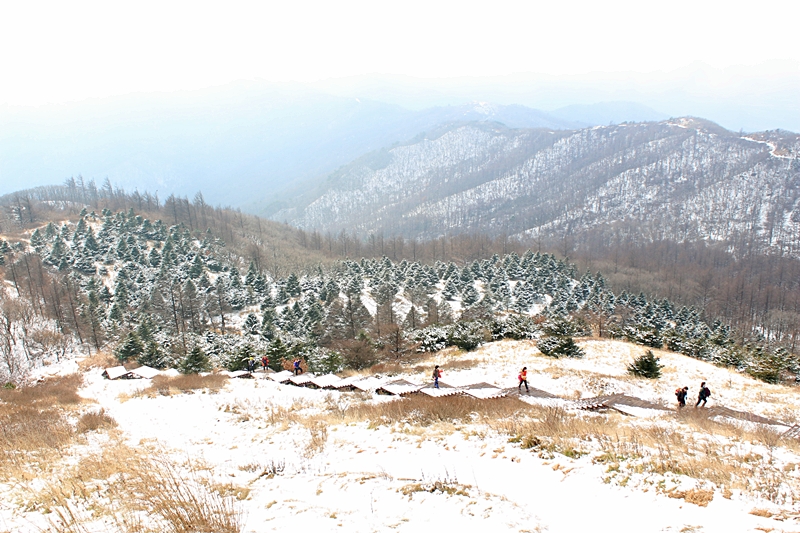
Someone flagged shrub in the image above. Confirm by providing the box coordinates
[537,336,584,358]
[627,350,663,379]
[447,322,489,351]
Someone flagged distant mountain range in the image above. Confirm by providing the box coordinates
[273,118,800,256]
[0,81,665,211]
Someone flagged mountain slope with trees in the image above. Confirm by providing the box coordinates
[275,118,800,258]
[1,191,796,386]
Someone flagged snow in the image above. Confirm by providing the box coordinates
[4,339,800,532]
[102,365,131,380]
[310,373,343,388]
[268,370,294,383]
[129,365,160,379]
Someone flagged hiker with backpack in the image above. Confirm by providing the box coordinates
[518,367,529,393]
[432,365,442,389]
[695,382,711,407]
[293,358,303,376]
[675,386,688,408]
[261,355,269,371]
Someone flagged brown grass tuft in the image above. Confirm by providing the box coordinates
[0,373,83,407]
[76,409,118,433]
[668,488,714,507]
[136,374,228,397]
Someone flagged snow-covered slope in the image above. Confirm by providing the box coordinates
[4,339,799,532]
[275,118,800,256]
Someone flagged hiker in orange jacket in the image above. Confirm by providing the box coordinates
[518,367,529,393]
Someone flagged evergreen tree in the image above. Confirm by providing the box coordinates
[441,277,459,300]
[180,345,210,374]
[30,229,46,252]
[537,335,584,358]
[244,313,260,335]
[462,283,480,307]
[245,262,258,287]
[116,332,144,362]
[285,272,301,296]
[627,350,664,379]
[148,248,162,267]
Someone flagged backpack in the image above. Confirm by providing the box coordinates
[702,387,711,398]
[675,388,681,397]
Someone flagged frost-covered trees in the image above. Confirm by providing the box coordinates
[4,207,794,384]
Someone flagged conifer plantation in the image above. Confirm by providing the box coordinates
[0,184,797,384]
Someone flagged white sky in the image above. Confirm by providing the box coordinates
[1,0,799,106]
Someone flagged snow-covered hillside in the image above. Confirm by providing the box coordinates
[275,119,800,256]
[2,339,799,532]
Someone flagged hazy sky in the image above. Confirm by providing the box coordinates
[1,0,799,106]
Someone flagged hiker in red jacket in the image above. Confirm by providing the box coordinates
[518,367,529,393]
[261,355,269,371]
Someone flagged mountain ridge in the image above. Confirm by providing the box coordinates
[273,117,800,257]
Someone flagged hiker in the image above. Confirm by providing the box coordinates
[675,386,688,408]
[293,358,303,375]
[518,367,529,393]
[246,357,256,373]
[432,365,442,389]
[261,355,269,371]
[695,382,711,407]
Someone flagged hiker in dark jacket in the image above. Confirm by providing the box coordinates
[433,365,442,389]
[675,386,688,408]
[695,382,711,407]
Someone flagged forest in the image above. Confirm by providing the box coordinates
[0,180,798,385]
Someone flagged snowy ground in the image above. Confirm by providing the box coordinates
[2,339,800,532]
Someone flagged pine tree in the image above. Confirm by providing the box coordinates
[245,262,258,287]
[462,283,480,307]
[30,229,46,252]
[537,335,584,358]
[116,332,144,362]
[180,345,210,374]
[627,350,663,379]
[286,272,301,297]
[244,313,260,335]
[148,248,162,267]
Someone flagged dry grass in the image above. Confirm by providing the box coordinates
[76,409,118,433]
[136,374,229,397]
[32,441,243,533]
[346,395,537,427]
[77,351,116,371]
[0,373,83,407]
[668,487,714,507]
[400,481,471,497]
[435,358,482,371]
[303,421,328,458]
[0,374,84,477]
